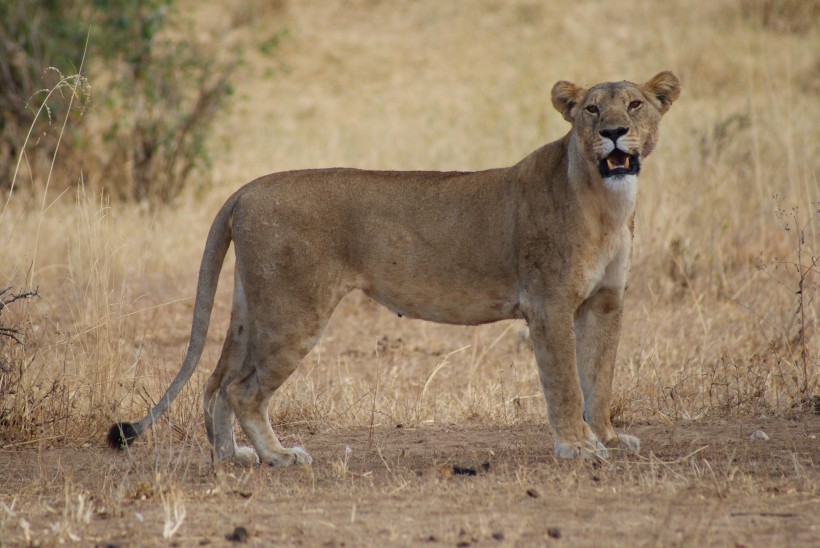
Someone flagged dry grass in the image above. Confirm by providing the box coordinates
[0,0,818,545]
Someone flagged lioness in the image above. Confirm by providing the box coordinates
[109,72,680,465]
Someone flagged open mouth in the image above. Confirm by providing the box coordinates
[598,149,640,178]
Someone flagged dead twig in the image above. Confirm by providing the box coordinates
[0,327,24,345]
[0,286,39,344]
[0,286,39,312]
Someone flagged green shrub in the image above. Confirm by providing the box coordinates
[0,1,88,189]
[0,0,237,203]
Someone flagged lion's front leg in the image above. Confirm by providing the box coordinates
[527,302,609,459]
[574,287,639,455]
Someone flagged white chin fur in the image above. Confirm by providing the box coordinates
[602,174,637,222]
[604,173,637,189]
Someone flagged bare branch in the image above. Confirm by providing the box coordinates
[0,287,39,313]
[0,327,23,345]
[0,287,38,345]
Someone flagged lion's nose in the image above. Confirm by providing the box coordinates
[600,127,628,142]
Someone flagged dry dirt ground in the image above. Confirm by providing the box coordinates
[1,415,818,546]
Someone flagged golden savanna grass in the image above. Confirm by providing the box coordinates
[1,0,818,545]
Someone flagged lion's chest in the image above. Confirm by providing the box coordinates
[579,228,632,301]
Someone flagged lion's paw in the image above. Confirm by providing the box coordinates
[554,437,609,460]
[233,445,260,467]
[613,433,640,455]
[602,432,640,455]
[264,446,313,467]
[290,445,313,465]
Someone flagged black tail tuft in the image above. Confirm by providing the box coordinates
[107,422,139,450]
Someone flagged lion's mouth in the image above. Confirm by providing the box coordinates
[598,149,640,178]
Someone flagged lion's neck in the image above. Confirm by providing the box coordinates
[600,174,637,226]
[566,133,637,230]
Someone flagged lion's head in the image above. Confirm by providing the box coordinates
[551,72,680,179]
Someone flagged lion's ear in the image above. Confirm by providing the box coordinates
[551,81,585,123]
[643,71,681,114]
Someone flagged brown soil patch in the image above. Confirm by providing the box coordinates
[2,415,817,546]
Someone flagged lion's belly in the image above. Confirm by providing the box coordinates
[362,281,521,326]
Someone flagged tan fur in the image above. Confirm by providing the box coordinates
[112,72,680,465]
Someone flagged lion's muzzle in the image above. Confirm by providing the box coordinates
[598,148,640,178]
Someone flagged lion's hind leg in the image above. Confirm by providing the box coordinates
[226,335,317,467]
[204,277,259,466]
[225,281,341,467]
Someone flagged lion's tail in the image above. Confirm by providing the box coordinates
[107,193,240,450]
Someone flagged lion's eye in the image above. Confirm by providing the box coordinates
[585,105,599,114]
[629,100,643,110]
